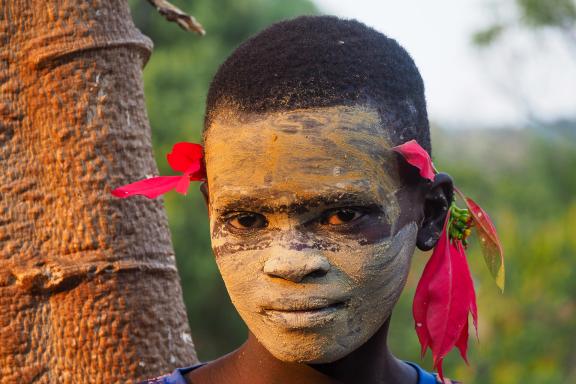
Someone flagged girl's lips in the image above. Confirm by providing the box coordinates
[262,301,347,329]
[262,297,347,312]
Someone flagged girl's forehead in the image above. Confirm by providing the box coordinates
[207,104,386,136]
[204,105,402,210]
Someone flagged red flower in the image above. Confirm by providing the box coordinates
[392,139,504,382]
[413,212,477,382]
[111,142,206,199]
[391,139,436,181]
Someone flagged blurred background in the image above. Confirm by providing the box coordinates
[129,1,576,382]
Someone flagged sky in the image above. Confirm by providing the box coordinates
[313,0,576,129]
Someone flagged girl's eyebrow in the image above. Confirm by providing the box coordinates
[215,191,384,215]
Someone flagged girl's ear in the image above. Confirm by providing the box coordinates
[200,182,210,217]
[416,173,453,251]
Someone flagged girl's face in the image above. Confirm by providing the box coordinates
[204,105,421,363]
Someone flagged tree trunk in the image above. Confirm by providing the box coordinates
[0,1,197,382]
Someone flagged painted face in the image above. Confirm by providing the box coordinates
[204,105,420,363]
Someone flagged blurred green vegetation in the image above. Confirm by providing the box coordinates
[473,0,576,46]
[130,1,576,382]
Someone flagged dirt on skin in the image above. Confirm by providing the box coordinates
[203,105,418,363]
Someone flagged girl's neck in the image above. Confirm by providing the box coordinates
[186,317,418,384]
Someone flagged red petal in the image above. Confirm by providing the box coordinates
[455,317,470,365]
[174,162,205,195]
[391,139,436,181]
[427,238,469,366]
[166,142,204,173]
[435,358,445,383]
[193,166,207,180]
[465,197,505,292]
[471,293,478,340]
[175,176,191,195]
[456,240,479,338]
[413,213,450,357]
[185,162,206,181]
[414,212,479,380]
[456,238,477,353]
[110,176,180,199]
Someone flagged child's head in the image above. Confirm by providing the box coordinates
[201,16,451,364]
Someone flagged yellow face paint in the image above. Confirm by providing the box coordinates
[204,105,418,363]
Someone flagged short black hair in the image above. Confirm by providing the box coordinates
[204,15,431,153]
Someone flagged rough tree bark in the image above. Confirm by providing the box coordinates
[0,1,197,382]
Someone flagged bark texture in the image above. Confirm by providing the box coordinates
[0,1,197,382]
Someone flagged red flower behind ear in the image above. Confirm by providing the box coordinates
[392,139,504,383]
[413,211,477,382]
[166,142,204,173]
[413,215,449,357]
[111,142,206,199]
[391,139,436,181]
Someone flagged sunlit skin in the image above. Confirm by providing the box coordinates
[187,105,452,384]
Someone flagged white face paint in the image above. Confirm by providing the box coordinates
[205,105,420,363]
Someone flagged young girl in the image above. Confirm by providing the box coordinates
[115,15,503,384]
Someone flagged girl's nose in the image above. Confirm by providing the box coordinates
[263,249,330,283]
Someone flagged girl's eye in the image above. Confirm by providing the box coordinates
[322,209,364,226]
[227,213,268,230]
